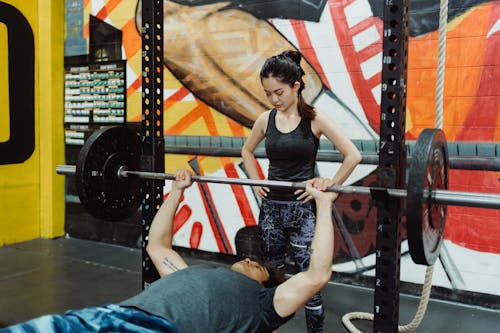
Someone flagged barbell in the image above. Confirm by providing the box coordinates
[56,126,500,266]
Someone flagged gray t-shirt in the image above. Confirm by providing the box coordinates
[120,264,293,332]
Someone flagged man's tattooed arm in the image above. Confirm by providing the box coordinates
[162,257,179,272]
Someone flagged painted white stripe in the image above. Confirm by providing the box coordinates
[352,25,381,52]
[90,0,106,15]
[360,52,382,80]
[168,180,217,252]
[204,167,252,251]
[304,10,363,118]
[344,0,373,28]
[371,84,381,106]
[126,62,138,88]
[487,18,499,38]
[270,19,299,48]
[160,88,195,102]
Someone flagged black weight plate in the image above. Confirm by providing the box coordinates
[407,128,449,266]
[76,126,142,221]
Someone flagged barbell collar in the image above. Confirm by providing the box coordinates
[57,165,76,176]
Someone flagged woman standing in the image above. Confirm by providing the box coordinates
[241,50,362,332]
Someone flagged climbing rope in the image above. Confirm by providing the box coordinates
[435,0,448,129]
[341,266,434,332]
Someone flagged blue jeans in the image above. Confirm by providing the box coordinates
[0,304,179,333]
[259,199,324,333]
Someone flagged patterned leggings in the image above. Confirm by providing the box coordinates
[259,199,324,333]
[0,304,179,333]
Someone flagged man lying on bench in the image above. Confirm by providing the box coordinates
[0,169,336,333]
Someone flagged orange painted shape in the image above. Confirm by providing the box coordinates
[226,117,245,137]
[406,4,490,139]
[122,18,141,59]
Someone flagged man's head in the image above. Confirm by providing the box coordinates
[231,258,286,288]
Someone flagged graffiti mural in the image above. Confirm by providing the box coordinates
[74,0,500,296]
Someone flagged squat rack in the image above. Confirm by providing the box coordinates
[141,0,164,287]
[139,0,412,332]
[374,1,410,332]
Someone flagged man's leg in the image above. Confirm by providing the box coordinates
[66,304,179,333]
[0,313,85,333]
[0,305,178,333]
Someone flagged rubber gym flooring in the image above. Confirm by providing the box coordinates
[1,237,499,332]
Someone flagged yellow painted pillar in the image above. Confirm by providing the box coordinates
[38,0,65,238]
[0,0,65,245]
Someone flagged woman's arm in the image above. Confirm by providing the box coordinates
[273,179,336,317]
[241,111,270,196]
[313,110,362,186]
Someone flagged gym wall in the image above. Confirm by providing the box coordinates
[67,0,499,299]
[0,0,65,245]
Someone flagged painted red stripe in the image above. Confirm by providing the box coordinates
[127,77,142,97]
[96,6,108,20]
[166,87,190,104]
[173,205,192,234]
[96,0,121,20]
[329,5,381,132]
[224,164,257,226]
[190,222,203,249]
[290,20,331,90]
[164,87,190,112]
[196,182,234,254]
[356,42,383,65]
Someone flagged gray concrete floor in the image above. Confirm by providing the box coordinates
[1,237,499,332]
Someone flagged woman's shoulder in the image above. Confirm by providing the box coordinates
[310,108,336,136]
[311,108,334,124]
[255,109,273,122]
[252,110,273,132]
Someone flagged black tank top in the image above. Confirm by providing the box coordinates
[265,109,319,201]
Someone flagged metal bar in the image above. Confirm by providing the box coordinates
[140,0,164,288]
[125,170,500,209]
[439,243,466,290]
[55,165,500,210]
[164,141,500,171]
[332,204,365,271]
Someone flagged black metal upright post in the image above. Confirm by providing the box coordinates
[373,1,410,332]
[141,0,164,288]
